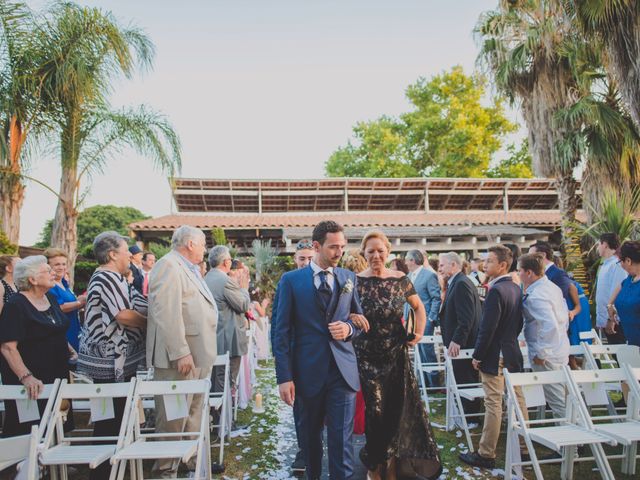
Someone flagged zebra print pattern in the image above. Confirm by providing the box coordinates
[77,269,148,381]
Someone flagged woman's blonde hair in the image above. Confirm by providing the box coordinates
[360,229,392,255]
[342,249,368,273]
[43,247,68,260]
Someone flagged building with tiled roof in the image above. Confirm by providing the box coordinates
[130,178,583,255]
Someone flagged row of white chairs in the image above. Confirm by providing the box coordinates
[0,353,234,479]
[504,364,640,480]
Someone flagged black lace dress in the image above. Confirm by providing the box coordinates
[354,276,442,478]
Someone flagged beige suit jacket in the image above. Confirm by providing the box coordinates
[146,250,218,369]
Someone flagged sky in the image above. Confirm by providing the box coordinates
[19,0,509,245]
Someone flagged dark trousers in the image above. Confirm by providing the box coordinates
[293,396,306,454]
[452,358,481,415]
[90,379,128,480]
[603,322,626,345]
[299,358,356,480]
[212,355,242,392]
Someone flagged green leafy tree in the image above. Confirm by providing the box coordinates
[325,67,515,178]
[485,140,533,178]
[402,66,516,177]
[325,117,418,177]
[34,2,181,275]
[37,205,149,257]
[0,227,17,254]
[211,227,227,246]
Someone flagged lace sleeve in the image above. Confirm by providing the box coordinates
[402,276,417,299]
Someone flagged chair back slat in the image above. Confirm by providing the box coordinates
[58,382,134,400]
[136,379,211,396]
[213,353,230,366]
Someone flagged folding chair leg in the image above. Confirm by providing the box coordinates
[626,441,637,475]
[523,435,543,480]
[61,464,69,480]
[590,443,616,480]
[561,445,576,480]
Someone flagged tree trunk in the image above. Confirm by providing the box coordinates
[0,115,26,245]
[603,8,640,133]
[51,123,81,283]
[555,173,578,241]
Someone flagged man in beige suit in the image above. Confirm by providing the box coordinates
[147,225,218,477]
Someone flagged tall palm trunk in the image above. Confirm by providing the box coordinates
[51,117,81,281]
[519,59,580,239]
[600,8,640,132]
[0,115,26,245]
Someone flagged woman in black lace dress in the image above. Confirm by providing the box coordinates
[351,230,442,480]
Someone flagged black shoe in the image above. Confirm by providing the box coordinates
[291,449,305,475]
[459,451,495,469]
[211,463,225,474]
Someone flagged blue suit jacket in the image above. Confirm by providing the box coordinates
[405,268,441,325]
[546,264,572,301]
[273,265,363,397]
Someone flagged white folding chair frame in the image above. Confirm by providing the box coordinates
[413,335,445,414]
[210,353,231,466]
[504,367,616,480]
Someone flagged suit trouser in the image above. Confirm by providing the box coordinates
[452,358,481,414]
[478,363,528,459]
[299,359,356,480]
[531,360,567,419]
[212,355,242,392]
[419,320,441,387]
[152,365,212,478]
[293,396,307,454]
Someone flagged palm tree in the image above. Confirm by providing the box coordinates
[34,2,181,269]
[569,1,640,132]
[476,0,583,238]
[0,1,48,244]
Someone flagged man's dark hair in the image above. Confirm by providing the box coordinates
[142,251,155,261]
[312,220,344,245]
[518,253,545,276]
[529,241,553,261]
[488,244,513,269]
[619,241,640,263]
[599,233,620,251]
[503,243,521,272]
[406,249,425,266]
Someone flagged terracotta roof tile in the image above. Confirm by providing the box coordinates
[130,210,586,231]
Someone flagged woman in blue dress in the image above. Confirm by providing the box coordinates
[568,280,592,345]
[44,248,87,352]
[607,241,640,346]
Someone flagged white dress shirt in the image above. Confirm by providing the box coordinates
[595,255,628,328]
[310,260,335,290]
[522,276,570,365]
[409,265,423,283]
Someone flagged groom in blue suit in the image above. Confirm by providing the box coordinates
[274,220,364,479]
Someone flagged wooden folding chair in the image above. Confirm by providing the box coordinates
[112,378,212,480]
[210,353,231,467]
[39,379,137,480]
[504,367,616,480]
[444,348,485,451]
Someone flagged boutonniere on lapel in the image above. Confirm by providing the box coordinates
[341,279,354,295]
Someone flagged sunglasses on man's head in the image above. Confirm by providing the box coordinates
[296,241,314,250]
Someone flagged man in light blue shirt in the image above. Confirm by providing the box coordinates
[596,233,628,344]
[518,253,569,419]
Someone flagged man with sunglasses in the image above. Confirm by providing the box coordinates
[271,239,315,475]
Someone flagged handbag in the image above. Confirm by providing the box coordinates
[405,306,416,342]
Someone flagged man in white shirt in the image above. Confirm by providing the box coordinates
[518,253,569,419]
[596,233,628,344]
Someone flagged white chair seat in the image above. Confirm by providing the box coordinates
[459,387,484,400]
[115,439,197,461]
[528,425,615,451]
[40,444,115,468]
[594,421,640,444]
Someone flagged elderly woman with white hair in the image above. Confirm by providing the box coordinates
[0,255,75,437]
[78,231,147,480]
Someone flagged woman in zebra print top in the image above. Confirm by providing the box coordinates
[77,232,147,480]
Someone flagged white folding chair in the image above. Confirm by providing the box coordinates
[579,328,601,345]
[570,367,640,475]
[444,349,485,451]
[0,380,60,440]
[112,378,212,480]
[39,379,137,480]
[414,335,445,413]
[209,353,231,466]
[0,424,39,478]
[504,367,616,480]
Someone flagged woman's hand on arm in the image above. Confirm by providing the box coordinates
[115,309,147,329]
[348,313,370,333]
[406,293,426,346]
[1,341,43,400]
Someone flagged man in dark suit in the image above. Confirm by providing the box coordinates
[438,251,481,413]
[460,245,527,469]
[273,221,364,480]
[128,245,144,293]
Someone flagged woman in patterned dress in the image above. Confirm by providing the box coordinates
[0,254,19,314]
[77,232,147,480]
[351,230,442,480]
